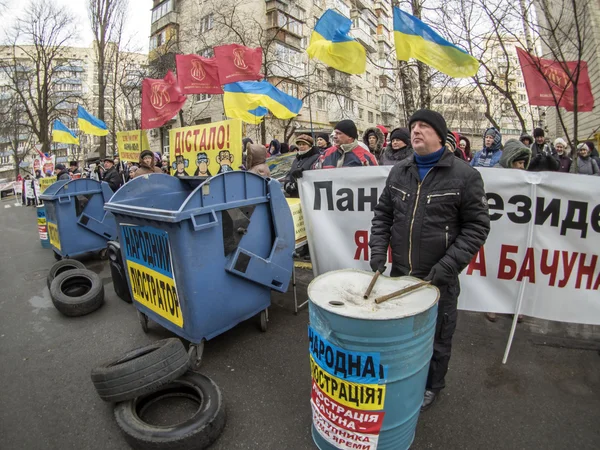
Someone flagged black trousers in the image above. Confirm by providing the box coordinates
[426,282,459,392]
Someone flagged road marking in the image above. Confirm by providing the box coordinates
[4,205,10,208]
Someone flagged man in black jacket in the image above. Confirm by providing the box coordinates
[369,109,490,410]
[102,157,123,192]
[283,134,320,198]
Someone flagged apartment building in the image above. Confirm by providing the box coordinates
[148,0,400,152]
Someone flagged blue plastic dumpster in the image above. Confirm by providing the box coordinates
[39,178,118,258]
[104,172,295,364]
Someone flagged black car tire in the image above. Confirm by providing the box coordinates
[114,372,226,450]
[50,269,104,317]
[47,259,86,289]
[91,338,189,403]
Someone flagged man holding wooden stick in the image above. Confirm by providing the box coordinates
[369,109,491,410]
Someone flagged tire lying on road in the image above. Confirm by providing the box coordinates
[47,259,86,290]
[50,269,104,317]
[91,338,190,403]
[114,372,226,450]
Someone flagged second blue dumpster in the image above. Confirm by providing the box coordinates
[39,178,118,258]
[104,172,295,361]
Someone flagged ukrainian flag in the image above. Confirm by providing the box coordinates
[393,7,479,78]
[226,106,268,125]
[77,105,109,136]
[223,81,302,121]
[306,9,366,75]
[52,120,79,145]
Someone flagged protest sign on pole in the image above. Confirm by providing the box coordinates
[117,130,151,163]
[168,119,243,177]
[299,168,600,333]
[39,176,57,194]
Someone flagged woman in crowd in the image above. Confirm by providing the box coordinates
[553,138,571,173]
[570,143,599,176]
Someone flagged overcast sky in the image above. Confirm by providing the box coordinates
[3,0,151,54]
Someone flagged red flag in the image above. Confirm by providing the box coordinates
[175,54,224,95]
[214,44,263,84]
[516,47,594,112]
[141,70,187,129]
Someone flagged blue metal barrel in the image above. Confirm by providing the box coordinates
[308,269,439,450]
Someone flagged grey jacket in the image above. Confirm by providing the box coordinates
[570,156,599,175]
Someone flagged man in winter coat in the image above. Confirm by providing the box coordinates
[528,128,559,172]
[318,119,378,168]
[316,133,331,154]
[369,109,490,411]
[247,143,271,177]
[283,134,320,198]
[471,128,503,167]
[379,127,413,165]
[132,150,163,178]
[102,157,123,192]
[362,126,386,161]
[55,164,70,181]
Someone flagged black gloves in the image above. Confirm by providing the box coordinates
[291,169,303,180]
[424,261,455,287]
[370,254,387,273]
[284,181,297,195]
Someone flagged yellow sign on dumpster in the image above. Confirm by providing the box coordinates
[286,198,306,246]
[47,221,61,250]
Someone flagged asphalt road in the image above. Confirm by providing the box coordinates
[1,198,599,450]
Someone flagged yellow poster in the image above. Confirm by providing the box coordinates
[169,119,242,177]
[286,198,307,245]
[39,176,57,193]
[47,221,61,251]
[117,130,150,163]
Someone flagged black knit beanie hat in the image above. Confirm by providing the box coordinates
[390,128,410,146]
[316,132,330,144]
[533,127,545,138]
[335,119,358,140]
[408,109,448,146]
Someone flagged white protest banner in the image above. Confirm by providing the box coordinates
[299,167,600,326]
[25,180,35,199]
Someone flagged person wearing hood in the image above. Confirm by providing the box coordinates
[570,143,600,175]
[240,137,253,170]
[362,126,386,160]
[376,125,389,147]
[283,134,320,198]
[316,133,331,154]
[496,139,532,169]
[519,133,533,147]
[471,127,503,167]
[446,131,466,160]
[268,139,281,157]
[55,163,70,181]
[379,127,413,165]
[458,135,472,161]
[132,150,163,178]
[553,138,571,172]
[247,143,271,177]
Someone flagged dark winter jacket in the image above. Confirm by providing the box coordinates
[56,170,70,181]
[555,154,572,172]
[531,141,555,159]
[528,152,560,172]
[283,146,320,198]
[102,166,123,192]
[471,128,503,168]
[319,142,378,168]
[370,150,490,280]
[268,139,281,157]
[362,127,386,160]
[458,135,472,161]
[379,143,414,166]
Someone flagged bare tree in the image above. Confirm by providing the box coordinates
[0,0,79,155]
[88,0,128,159]
[0,92,36,177]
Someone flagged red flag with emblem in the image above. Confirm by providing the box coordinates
[516,47,594,112]
[214,44,263,84]
[175,54,224,95]
[141,70,187,129]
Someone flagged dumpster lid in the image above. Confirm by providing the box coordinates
[308,270,439,320]
[104,172,270,223]
[39,178,113,201]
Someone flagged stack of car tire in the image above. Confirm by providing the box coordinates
[47,259,104,316]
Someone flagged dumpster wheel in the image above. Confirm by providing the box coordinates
[188,340,205,371]
[259,309,268,332]
[138,311,149,333]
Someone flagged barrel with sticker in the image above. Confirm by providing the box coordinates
[308,269,440,450]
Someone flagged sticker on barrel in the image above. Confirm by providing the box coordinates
[47,221,60,250]
[309,325,387,450]
[121,225,183,327]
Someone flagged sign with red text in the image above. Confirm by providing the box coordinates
[168,119,242,177]
[299,168,600,325]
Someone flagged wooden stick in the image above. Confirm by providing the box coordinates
[363,271,381,299]
[374,281,431,304]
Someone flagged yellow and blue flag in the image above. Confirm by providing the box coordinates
[306,9,366,75]
[223,81,302,121]
[77,105,109,136]
[393,7,479,78]
[226,106,268,125]
[52,120,79,145]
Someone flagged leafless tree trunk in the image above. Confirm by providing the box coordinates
[89,0,128,159]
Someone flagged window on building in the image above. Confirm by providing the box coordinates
[200,14,214,33]
[376,114,381,124]
[149,28,169,51]
[279,81,299,98]
[274,12,302,35]
[151,0,174,24]
[197,47,214,58]
[195,93,212,102]
[358,108,364,119]
[317,95,325,110]
[343,97,353,111]
[274,43,302,69]
[316,69,324,83]
[368,111,374,123]
[366,91,372,101]
[366,71,371,82]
